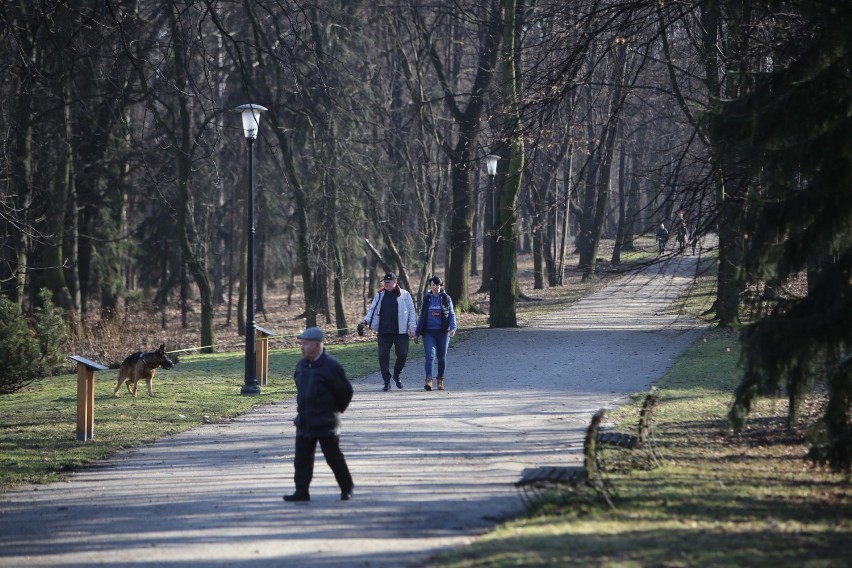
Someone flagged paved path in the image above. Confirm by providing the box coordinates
[0,256,705,567]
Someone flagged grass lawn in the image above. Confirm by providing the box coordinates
[0,342,378,491]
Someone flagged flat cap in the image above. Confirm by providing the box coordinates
[296,327,324,341]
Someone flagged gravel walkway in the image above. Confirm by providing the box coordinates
[0,255,705,567]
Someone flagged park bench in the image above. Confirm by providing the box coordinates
[515,410,614,508]
[596,387,662,468]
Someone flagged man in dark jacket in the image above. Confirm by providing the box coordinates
[283,327,354,502]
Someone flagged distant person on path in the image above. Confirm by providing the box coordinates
[689,225,699,256]
[415,276,457,391]
[673,211,688,251]
[283,327,354,502]
[360,272,417,391]
[656,223,669,255]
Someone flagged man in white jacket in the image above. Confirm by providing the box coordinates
[360,272,417,391]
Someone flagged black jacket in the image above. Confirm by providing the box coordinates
[293,351,353,438]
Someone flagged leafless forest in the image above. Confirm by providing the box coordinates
[2,1,850,466]
[3,0,752,337]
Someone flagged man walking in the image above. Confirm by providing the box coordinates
[656,223,669,256]
[360,272,417,391]
[283,327,354,502]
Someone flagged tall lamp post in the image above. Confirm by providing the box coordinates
[485,154,500,291]
[235,103,267,396]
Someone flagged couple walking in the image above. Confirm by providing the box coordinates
[359,272,457,392]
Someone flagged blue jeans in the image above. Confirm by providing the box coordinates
[422,332,450,378]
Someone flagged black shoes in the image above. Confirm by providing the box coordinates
[285,490,351,501]
[283,492,310,502]
[393,377,403,389]
[382,381,391,391]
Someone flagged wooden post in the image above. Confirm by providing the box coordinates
[255,326,274,386]
[68,356,109,442]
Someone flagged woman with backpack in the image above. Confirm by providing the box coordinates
[414,276,457,391]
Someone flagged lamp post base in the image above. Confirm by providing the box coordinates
[240,384,262,396]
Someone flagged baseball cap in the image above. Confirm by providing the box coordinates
[383,272,396,281]
[296,327,324,341]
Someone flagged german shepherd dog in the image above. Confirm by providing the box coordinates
[114,344,175,398]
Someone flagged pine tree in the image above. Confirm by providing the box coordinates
[720,1,852,471]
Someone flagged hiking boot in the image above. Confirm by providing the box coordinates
[424,377,433,391]
[382,380,391,391]
[437,377,445,390]
[393,377,404,389]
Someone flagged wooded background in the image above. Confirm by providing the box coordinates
[1,2,850,467]
[0,0,732,336]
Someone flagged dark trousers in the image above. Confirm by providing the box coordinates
[377,333,409,381]
[293,434,353,495]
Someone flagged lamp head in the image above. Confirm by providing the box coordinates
[486,154,500,176]
[233,104,268,140]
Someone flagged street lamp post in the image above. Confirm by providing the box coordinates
[235,103,267,396]
[485,154,500,291]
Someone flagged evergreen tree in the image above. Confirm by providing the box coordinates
[0,289,69,394]
[720,1,852,471]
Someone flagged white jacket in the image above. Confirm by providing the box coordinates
[364,287,417,334]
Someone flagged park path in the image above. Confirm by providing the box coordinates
[0,255,705,567]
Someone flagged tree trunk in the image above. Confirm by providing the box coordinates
[490,0,523,328]
[611,143,627,265]
[43,90,74,311]
[270,124,318,328]
[446,143,477,310]
[579,42,628,280]
[171,8,215,353]
[10,52,35,311]
[423,3,502,311]
[556,147,574,285]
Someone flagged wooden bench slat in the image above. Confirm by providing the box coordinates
[515,411,613,507]
[597,432,638,448]
[517,465,582,485]
[595,388,661,468]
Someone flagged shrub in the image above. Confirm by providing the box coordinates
[33,288,70,372]
[0,289,69,395]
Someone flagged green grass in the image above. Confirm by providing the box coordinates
[0,342,378,491]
